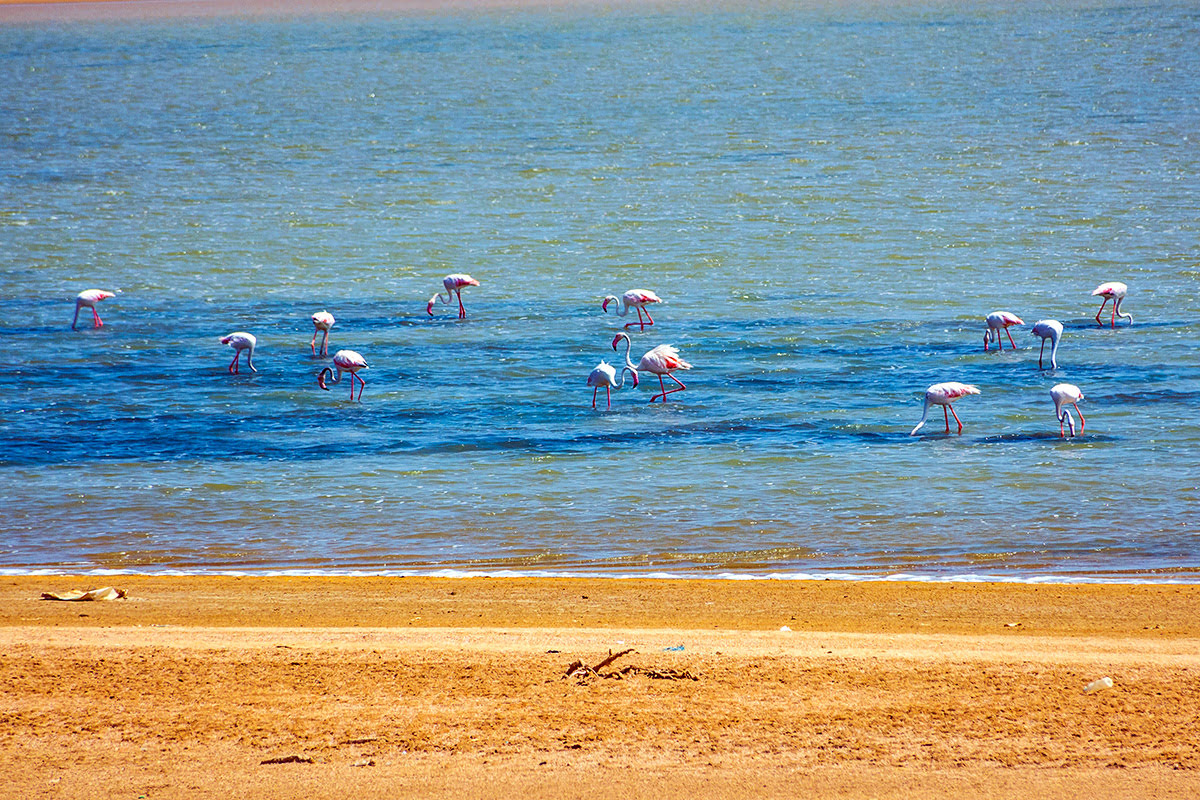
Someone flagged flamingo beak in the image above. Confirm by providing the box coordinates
[611,335,620,350]
[318,372,329,391]
[426,302,434,317]
[632,372,639,388]
[602,298,611,312]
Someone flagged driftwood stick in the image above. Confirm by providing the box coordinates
[591,648,635,672]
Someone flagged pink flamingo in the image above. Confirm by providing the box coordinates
[311,311,335,357]
[612,331,692,403]
[603,289,663,330]
[220,332,257,374]
[72,289,115,330]
[983,311,1023,351]
[1030,320,1063,370]
[587,359,637,409]
[1092,282,1132,327]
[910,382,981,435]
[1050,383,1085,438]
[318,349,369,401]
[428,274,480,319]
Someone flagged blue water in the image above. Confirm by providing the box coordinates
[1,1,1198,580]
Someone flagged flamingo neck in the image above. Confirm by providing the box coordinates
[605,296,629,317]
[617,334,636,372]
[910,399,933,436]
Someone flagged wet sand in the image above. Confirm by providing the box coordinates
[4,576,1200,798]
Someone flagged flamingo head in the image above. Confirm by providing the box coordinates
[317,367,332,391]
[602,297,612,313]
[630,370,639,388]
[426,299,435,316]
[611,332,627,350]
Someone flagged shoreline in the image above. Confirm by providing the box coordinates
[5,576,1200,798]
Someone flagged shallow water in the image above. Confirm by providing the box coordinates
[1,2,1198,580]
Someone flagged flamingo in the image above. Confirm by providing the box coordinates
[984,311,1024,351]
[428,273,480,319]
[1050,383,1085,438]
[1030,319,1063,370]
[612,331,692,403]
[311,311,335,357]
[1092,282,1132,328]
[602,289,663,330]
[910,382,981,435]
[220,332,257,374]
[318,349,369,401]
[71,289,115,330]
[587,359,638,409]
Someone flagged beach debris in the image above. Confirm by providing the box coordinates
[340,736,379,745]
[564,648,698,682]
[663,644,685,652]
[40,587,127,602]
[779,625,792,632]
[260,755,314,765]
[351,759,376,768]
[1084,676,1115,694]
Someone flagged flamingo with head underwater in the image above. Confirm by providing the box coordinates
[1030,319,1063,370]
[1050,383,1085,438]
[984,311,1023,351]
[587,359,638,409]
[318,349,368,401]
[910,382,981,435]
[612,331,691,403]
[1092,282,1132,328]
[311,311,335,357]
[220,332,257,374]
[428,274,480,319]
[602,289,663,330]
[72,289,115,330]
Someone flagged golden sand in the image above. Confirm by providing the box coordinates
[4,576,1199,798]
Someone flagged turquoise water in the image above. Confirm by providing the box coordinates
[2,2,1198,579]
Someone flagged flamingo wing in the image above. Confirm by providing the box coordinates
[625,289,662,306]
[639,344,692,373]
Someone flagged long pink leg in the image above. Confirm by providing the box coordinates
[943,406,950,433]
[229,352,240,374]
[1038,339,1046,369]
[456,290,466,319]
[592,387,598,409]
[311,334,317,355]
[1060,414,1066,438]
[1075,404,1085,432]
[322,332,329,357]
[93,309,103,327]
[651,374,667,402]
[652,374,687,402]
[642,307,654,327]
[1095,299,1109,326]
[949,405,963,433]
[1005,328,1016,349]
[625,307,644,329]
[606,386,611,409]
[1111,306,1116,328]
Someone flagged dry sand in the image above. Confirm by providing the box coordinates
[3,575,1200,798]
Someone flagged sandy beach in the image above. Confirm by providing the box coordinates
[3,576,1199,798]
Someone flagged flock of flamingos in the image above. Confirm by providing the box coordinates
[70,276,1133,438]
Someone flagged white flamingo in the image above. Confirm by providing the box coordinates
[311,311,335,357]
[1050,383,1085,438]
[428,274,480,319]
[1030,319,1064,370]
[220,332,257,374]
[587,359,638,409]
[72,289,115,330]
[1092,282,1132,328]
[318,349,369,401]
[602,289,663,330]
[910,382,981,435]
[984,311,1023,351]
[612,331,692,403]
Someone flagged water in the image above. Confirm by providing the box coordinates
[1,1,1198,581]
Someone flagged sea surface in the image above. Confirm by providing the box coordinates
[1,0,1198,581]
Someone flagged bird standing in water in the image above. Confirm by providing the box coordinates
[1030,319,1063,370]
[220,332,257,374]
[428,274,480,319]
[910,382,981,435]
[984,311,1024,351]
[612,331,692,403]
[311,311,335,357]
[602,289,663,330]
[587,359,637,409]
[1092,282,1132,328]
[1050,383,1085,438]
[318,349,369,401]
[72,289,115,330]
